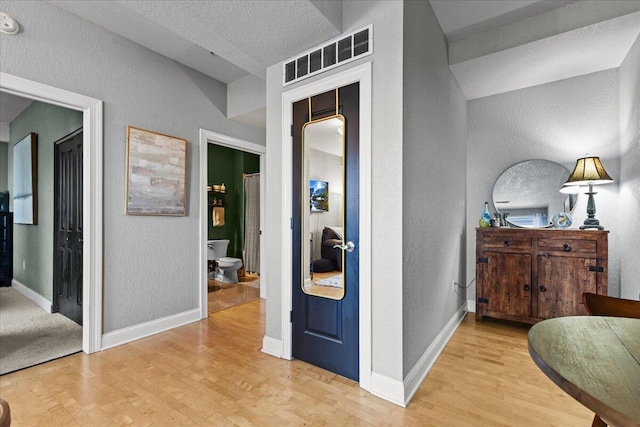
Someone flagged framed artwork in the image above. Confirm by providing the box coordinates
[213,207,225,227]
[126,126,187,216]
[13,132,38,224]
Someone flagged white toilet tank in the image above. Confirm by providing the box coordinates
[207,239,230,260]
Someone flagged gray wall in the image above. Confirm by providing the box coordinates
[1,1,264,332]
[619,36,640,300]
[265,0,405,380]
[467,69,622,300]
[402,0,468,375]
[0,142,7,191]
[8,101,83,301]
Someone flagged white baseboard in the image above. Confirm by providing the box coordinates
[261,335,283,358]
[467,299,476,313]
[101,309,200,350]
[12,279,52,313]
[402,302,468,406]
[371,372,406,407]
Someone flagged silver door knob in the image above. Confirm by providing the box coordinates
[333,241,355,253]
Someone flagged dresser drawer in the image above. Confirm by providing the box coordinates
[537,238,597,253]
[483,236,532,251]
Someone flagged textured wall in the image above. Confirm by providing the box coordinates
[619,36,640,300]
[8,101,83,301]
[0,1,264,332]
[265,0,405,380]
[467,69,622,301]
[402,0,468,375]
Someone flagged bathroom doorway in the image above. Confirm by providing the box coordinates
[198,130,266,317]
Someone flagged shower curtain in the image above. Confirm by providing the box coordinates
[244,174,260,273]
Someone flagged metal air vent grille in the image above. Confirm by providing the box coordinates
[283,25,373,87]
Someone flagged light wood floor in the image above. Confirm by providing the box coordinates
[0,302,593,426]
[207,273,260,314]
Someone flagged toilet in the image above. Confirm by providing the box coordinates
[207,239,243,284]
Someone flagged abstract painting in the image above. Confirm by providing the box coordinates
[126,126,187,216]
[13,133,38,224]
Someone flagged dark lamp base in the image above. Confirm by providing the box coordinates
[580,218,604,230]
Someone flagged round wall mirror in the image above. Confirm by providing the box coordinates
[493,159,577,228]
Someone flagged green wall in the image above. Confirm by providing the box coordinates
[9,101,83,302]
[207,144,259,259]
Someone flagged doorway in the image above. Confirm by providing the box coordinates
[198,129,266,319]
[280,63,372,390]
[291,84,360,380]
[1,72,104,354]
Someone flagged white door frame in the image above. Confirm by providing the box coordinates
[1,72,104,354]
[281,62,372,391]
[198,129,267,318]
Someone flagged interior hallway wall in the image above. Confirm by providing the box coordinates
[402,0,468,375]
[618,35,640,300]
[1,1,264,333]
[467,69,621,301]
[8,101,83,301]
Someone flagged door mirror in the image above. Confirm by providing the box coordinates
[301,115,345,300]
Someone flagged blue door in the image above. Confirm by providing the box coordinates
[292,83,360,380]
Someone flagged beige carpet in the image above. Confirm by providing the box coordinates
[0,287,82,375]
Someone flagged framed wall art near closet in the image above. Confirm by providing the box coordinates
[13,132,38,225]
[126,126,187,216]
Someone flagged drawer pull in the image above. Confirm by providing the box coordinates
[539,285,547,292]
[504,240,509,247]
[563,243,572,252]
[524,284,530,291]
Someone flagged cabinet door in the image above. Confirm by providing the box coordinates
[480,252,531,318]
[536,256,597,319]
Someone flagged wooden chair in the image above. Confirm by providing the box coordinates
[582,292,640,427]
[582,292,640,318]
[0,397,10,427]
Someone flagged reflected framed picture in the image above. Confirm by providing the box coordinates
[310,179,329,212]
[12,133,38,224]
[126,126,187,216]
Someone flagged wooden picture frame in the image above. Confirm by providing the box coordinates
[12,132,38,224]
[126,126,187,216]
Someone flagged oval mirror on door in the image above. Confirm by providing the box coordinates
[301,115,346,300]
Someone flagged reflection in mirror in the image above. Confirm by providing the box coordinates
[302,115,345,300]
[493,159,578,228]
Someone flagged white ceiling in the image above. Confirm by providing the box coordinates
[429,0,576,42]
[3,1,638,127]
[50,0,342,84]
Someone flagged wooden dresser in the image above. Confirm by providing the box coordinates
[476,227,608,324]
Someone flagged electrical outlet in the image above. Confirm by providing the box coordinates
[22,260,26,270]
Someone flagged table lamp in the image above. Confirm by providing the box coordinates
[563,156,613,230]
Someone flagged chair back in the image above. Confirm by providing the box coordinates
[582,292,640,319]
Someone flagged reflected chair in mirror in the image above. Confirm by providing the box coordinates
[581,292,640,427]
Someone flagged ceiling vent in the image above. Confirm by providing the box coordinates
[283,25,373,87]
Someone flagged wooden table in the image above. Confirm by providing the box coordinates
[528,316,640,427]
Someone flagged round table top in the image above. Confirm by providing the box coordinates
[528,316,640,427]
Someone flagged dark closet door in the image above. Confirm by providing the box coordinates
[54,130,83,325]
[292,83,360,380]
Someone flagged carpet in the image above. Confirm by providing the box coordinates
[0,287,82,375]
